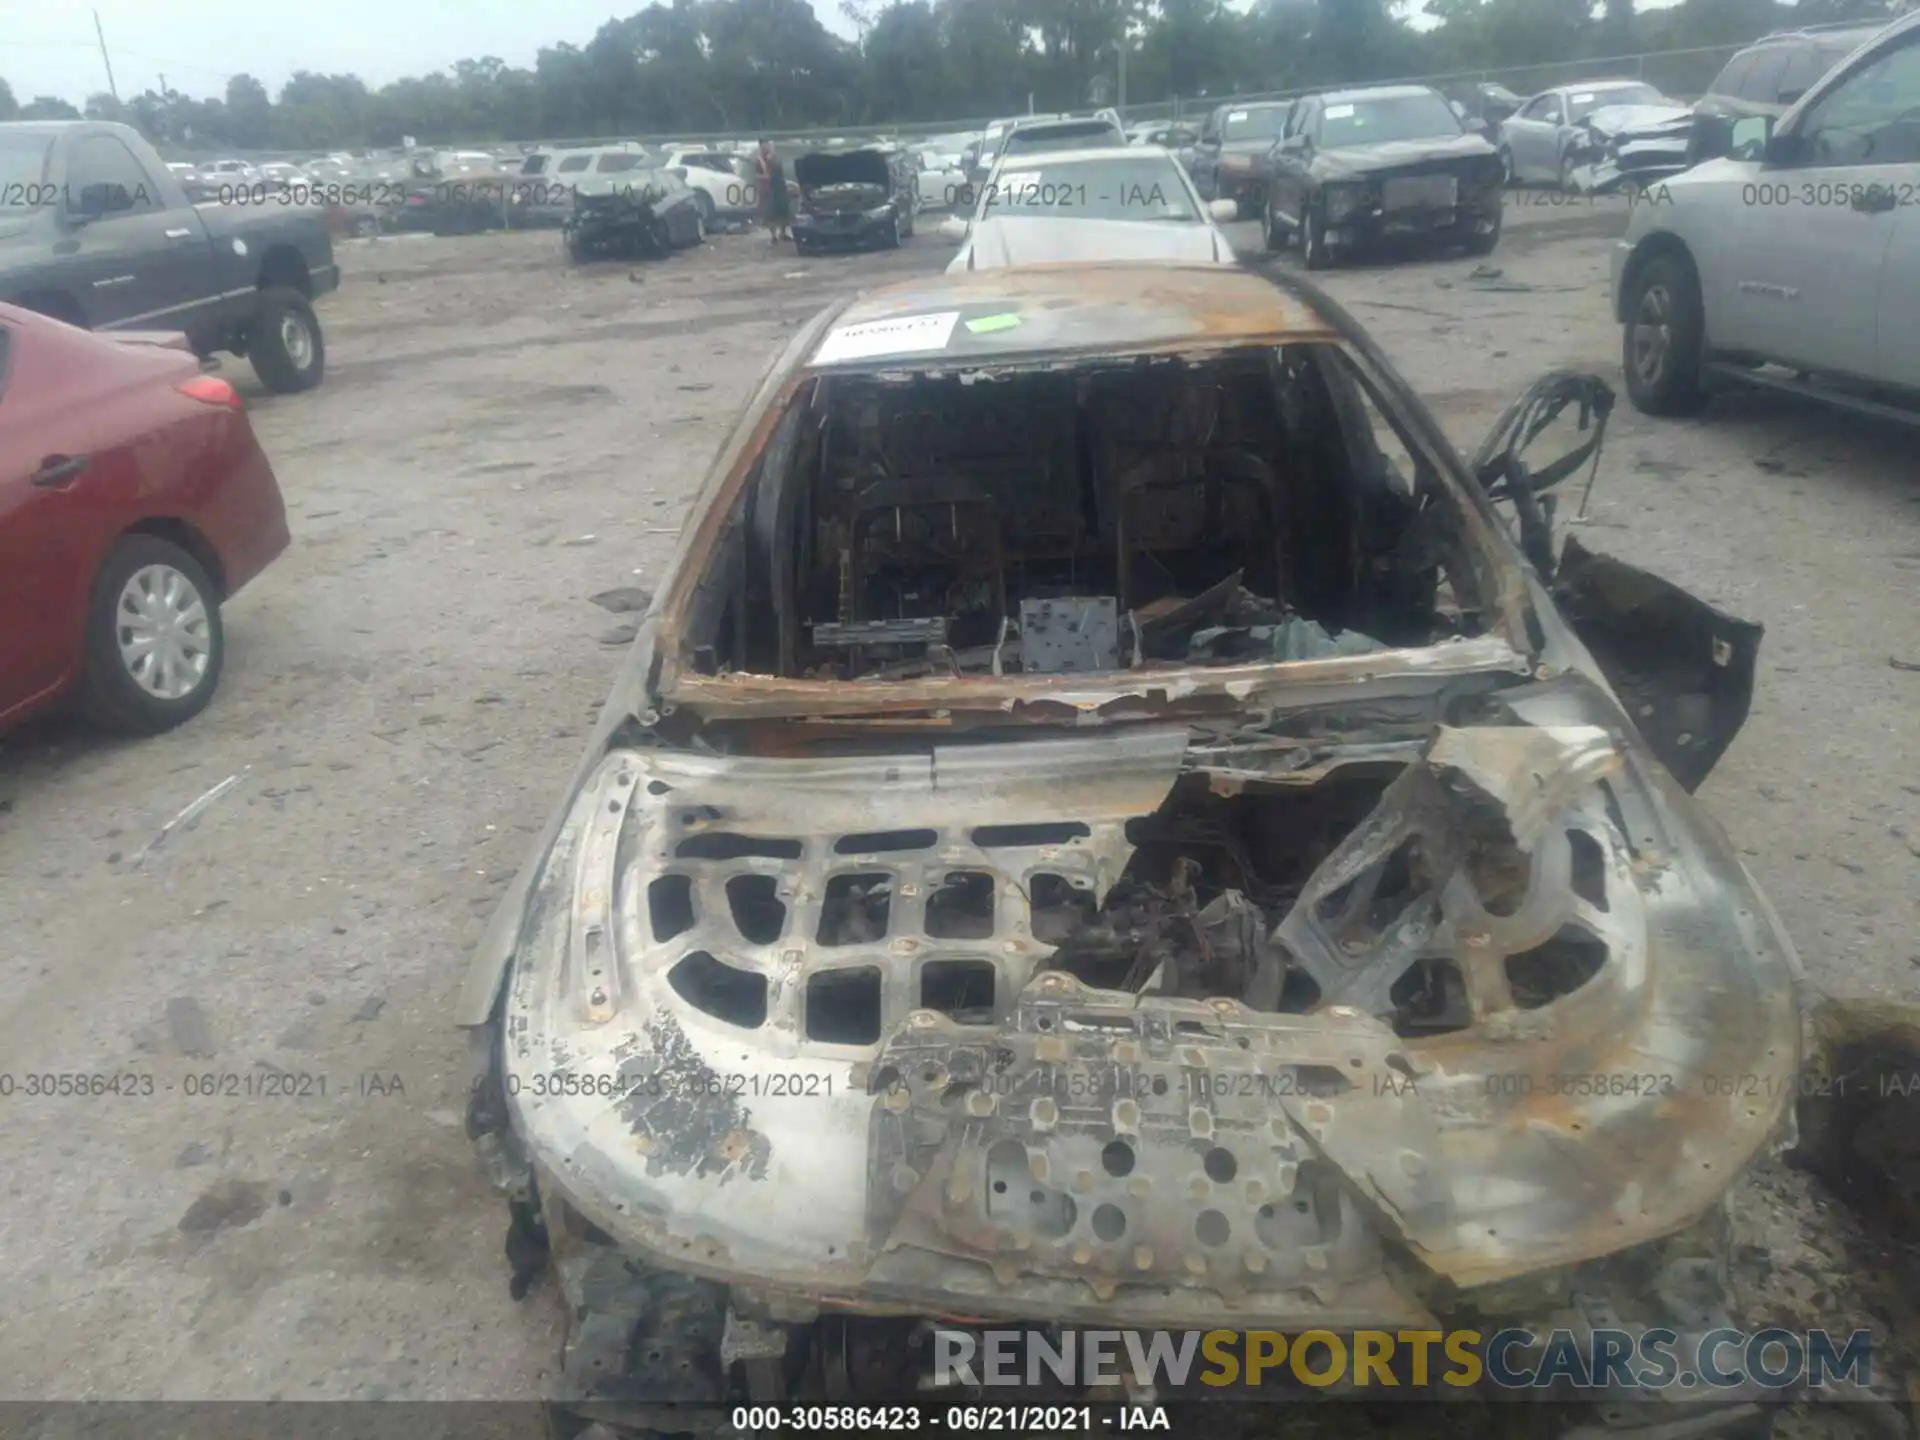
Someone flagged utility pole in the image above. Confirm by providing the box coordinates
[94,9,120,102]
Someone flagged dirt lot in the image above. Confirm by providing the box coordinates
[0,196,1916,1415]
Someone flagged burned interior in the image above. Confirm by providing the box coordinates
[687,344,1494,682]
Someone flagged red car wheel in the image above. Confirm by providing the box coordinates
[78,535,226,734]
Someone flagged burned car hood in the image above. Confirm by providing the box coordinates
[795,150,892,193]
[1310,132,1499,180]
[961,215,1228,270]
[472,669,1799,1325]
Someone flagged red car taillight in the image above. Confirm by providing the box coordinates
[176,375,244,410]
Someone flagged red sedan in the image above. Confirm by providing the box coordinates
[0,303,289,735]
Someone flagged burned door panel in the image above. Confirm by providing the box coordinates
[1551,533,1762,791]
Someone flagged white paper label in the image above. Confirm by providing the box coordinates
[1571,92,1595,104]
[1228,110,1249,122]
[814,311,962,365]
[994,172,1039,192]
[1324,103,1355,119]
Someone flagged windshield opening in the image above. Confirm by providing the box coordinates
[1002,123,1124,157]
[0,137,54,208]
[691,344,1486,684]
[1320,94,1463,146]
[983,156,1197,221]
[1222,108,1290,141]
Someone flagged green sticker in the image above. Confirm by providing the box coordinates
[965,313,1021,334]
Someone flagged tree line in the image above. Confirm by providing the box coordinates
[0,0,1900,151]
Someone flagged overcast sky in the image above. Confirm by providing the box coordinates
[1,0,867,105]
[5,0,1688,105]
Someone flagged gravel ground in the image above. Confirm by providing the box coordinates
[0,194,1914,1417]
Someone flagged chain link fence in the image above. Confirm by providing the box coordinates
[629,42,1748,146]
[1086,42,1749,129]
[207,39,1755,162]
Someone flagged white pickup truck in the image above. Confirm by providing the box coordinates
[1612,10,1920,422]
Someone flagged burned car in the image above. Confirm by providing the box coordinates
[462,263,1798,1429]
[564,158,706,263]
[791,147,917,255]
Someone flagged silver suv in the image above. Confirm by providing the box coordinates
[1613,11,1920,419]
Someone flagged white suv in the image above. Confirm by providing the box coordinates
[661,149,759,226]
[1612,11,1920,419]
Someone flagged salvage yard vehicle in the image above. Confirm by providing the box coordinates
[910,137,973,211]
[1264,84,1504,267]
[1190,100,1294,218]
[1126,121,1202,176]
[1559,99,1698,194]
[992,113,1129,168]
[791,148,917,254]
[1690,21,1890,166]
[661,147,761,229]
[0,121,337,392]
[1499,79,1673,189]
[1446,80,1526,136]
[946,146,1237,271]
[461,259,1796,1434]
[963,115,1061,187]
[1613,9,1920,422]
[563,157,706,263]
[0,302,289,734]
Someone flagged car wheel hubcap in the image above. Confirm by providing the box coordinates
[1632,286,1672,385]
[116,564,211,700]
[280,312,313,370]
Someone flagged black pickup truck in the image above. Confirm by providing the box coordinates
[1,121,338,392]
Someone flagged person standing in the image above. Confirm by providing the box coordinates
[756,139,791,243]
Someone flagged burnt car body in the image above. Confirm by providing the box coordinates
[564,163,705,263]
[461,261,1798,1432]
[1264,85,1504,267]
[791,148,917,255]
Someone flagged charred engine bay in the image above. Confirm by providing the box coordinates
[1034,768,1399,1013]
[786,741,1599,1041]
[701,346,1484,680]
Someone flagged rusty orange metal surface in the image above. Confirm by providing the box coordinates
[811,262,1340,368]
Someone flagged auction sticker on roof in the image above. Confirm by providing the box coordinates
[1325,104,1355,119]
[814,310,962,365]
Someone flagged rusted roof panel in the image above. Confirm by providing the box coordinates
[807,262,1338,369]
